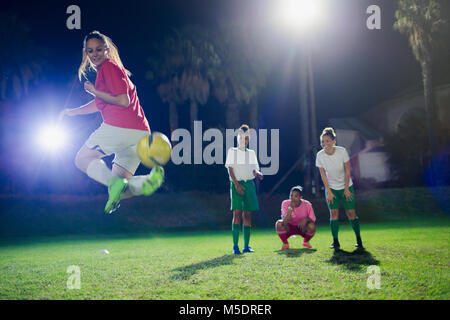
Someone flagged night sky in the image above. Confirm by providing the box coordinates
[2,0,434,119]
[1,0,449,194]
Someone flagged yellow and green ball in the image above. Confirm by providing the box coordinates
[136,132,172,168]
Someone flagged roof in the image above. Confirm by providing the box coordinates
[329,117,382,141]
[367,83,450,113]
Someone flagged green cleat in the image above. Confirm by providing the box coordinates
[142,165,164,196]
[105,176,128,214]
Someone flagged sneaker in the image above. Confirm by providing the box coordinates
[242,246,255,253]
[302,241,313,249]
[142,166,164,196]
[281,243,290,250]
[329,239,340,249]
[232,245,241,255]
[105,177,128,214]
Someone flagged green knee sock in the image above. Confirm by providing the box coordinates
[243,226,251,248]
[350,218,361,238]
[232,224,240,246]
[330,219,339,240]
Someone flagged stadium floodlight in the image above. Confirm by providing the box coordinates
[276,0,322,33]
[37,124,68,152]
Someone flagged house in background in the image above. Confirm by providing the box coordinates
[328,117,389,183]
[330,83,450,185]
[362,83,450,134]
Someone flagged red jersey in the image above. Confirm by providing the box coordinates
[94,59,150,132]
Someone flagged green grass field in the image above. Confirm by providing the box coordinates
[1,219,448,300]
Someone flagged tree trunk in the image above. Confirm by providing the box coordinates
[249,95,258,130]
[422,59,436,185]
[422,60,436,154]
[169,102,178,138]
[190,100,198,134]
[226,102,240,130]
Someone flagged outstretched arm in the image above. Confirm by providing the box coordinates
[58,100,98,120]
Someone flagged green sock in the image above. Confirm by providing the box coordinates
[350,218,361,238]
[232,224,240,246]
[330,219,339,240]
[243,226,251,248]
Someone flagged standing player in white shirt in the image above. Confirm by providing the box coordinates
[315,127,363,250]
[225,124,263,254]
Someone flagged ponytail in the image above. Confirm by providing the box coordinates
[78,30,131,81]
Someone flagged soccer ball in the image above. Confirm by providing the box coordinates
[136,132,172,168]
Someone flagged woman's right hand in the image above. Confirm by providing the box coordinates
[326,190,336,205]
[235,183,245,195]
[289,200,299,208]
[58,108,70,122]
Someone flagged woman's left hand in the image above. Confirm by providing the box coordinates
[84,81,96,96]
[344,188,353,201]
[253,170,263,180]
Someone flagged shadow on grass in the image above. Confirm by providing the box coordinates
[327,248,379,272]
[169,254,241,281]
[275,248,317,258]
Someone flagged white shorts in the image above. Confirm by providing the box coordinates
[85,123,149,174]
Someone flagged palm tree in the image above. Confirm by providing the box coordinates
[209,25,270,130]
[0,13,46,103]
[155,78,184,135]
[394,0,446,157]
[147,34,185,135]
[383,108,430,185]
[176,26,219,133]
[147,27,220,134]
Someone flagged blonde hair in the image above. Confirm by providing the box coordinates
[320,127,336,140]
[78,30,131,81]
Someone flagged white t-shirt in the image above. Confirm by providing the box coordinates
[315,146,353,190]
[225,147,260,181]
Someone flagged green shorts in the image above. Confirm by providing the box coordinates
[325,186,356,210]
[230,180,260,212]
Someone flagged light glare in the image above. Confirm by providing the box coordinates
[38,125,67,151]
[277,0,321,32]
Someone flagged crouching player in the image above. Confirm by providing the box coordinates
[276,186,316,249]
